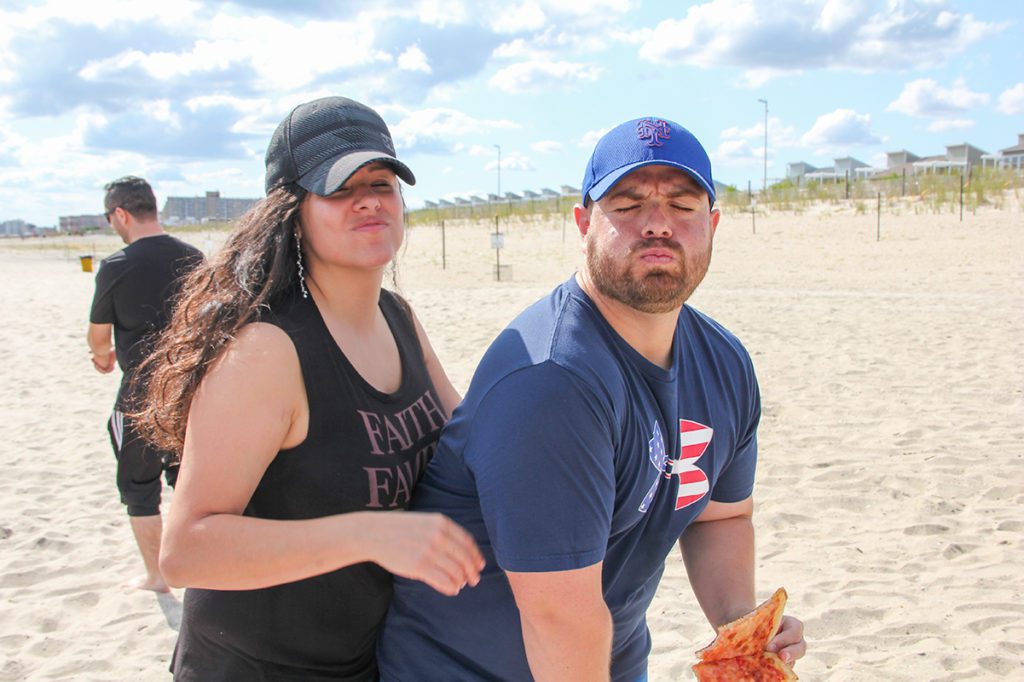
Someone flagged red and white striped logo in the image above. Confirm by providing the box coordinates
[669,419,712,510]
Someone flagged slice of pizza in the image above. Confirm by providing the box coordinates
[692,651,798,681]
[696,587,788,662]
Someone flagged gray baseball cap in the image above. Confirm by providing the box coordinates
[264,96,415,196]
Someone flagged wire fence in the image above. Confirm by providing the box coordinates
[718,167,1022,215]
[408,167,1023,225]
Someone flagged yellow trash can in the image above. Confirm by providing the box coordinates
[79,255,93,272]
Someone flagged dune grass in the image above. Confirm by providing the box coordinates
[4,169,1019,249]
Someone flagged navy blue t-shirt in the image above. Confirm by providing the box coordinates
[378,276,760,681]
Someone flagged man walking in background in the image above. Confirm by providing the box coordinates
[87,176,203,592]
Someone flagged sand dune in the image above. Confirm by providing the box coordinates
[1,201,1021,680]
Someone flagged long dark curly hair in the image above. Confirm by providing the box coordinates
[132,184,307,456]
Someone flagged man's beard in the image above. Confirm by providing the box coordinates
[586,237,711,314]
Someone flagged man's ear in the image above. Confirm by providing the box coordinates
[574,203,590,237]
[710,207,721,235]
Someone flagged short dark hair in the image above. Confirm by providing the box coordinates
[104,176,158,220]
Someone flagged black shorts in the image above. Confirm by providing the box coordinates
[107,410,178,517]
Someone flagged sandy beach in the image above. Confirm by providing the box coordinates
[1,200,1021,680]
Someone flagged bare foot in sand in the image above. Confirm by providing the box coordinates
[127,516,170,592]
[125,575,171,593]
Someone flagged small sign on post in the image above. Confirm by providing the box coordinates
[492,215,506,281]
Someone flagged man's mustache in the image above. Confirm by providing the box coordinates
[629,238,682,254]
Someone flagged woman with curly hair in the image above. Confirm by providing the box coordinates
[135,96,483,680]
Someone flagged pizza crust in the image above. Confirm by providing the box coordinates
[693,651,799,681]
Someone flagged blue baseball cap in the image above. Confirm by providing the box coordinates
[581,117,715,205]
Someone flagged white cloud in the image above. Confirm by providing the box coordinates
[3,0,194,30]
[427,81,470,103]
[530,140,563,154]
[740,68,792,88]
[183,94,259,114]
[851,7,1001,65]
[926,119,974,133]
[489,1,547,33]
[183,94,272,137]
[72,14,387,93]
[887,77,990,117]
[721,122,763,140]
[485,151,534,172]
[389,107,518,152]
[997,83,1024,115]
[801,109,881,149]
[208,15,388,91]
[397,45,432,73]
[489,60,602,93]
[610,28,651,46]
[458,143,503,157]
[0,123,30,165]
[715,116,800,170]
[492,39,533,60]
[455,144,535,179]
[490,26,612,63]
[541,0,635,15]
[417,0,470,27]
[78,44,230,81]
[579,128,609,148]
[713,138,759,167]
[639,1,748,69]
[140,100,181,129]
[638,0,1005,84]
[722,116,800,150]
[815,0,866,33]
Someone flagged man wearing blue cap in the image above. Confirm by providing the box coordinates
[378,118,805,681]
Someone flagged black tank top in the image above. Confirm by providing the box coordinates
[171,289,447,681]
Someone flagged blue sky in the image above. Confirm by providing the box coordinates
[1,0,1021,227]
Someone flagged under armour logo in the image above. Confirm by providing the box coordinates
[670,419,712,510]
[636,118,671,147]
[638,421,667,513]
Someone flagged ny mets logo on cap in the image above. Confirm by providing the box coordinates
[636,118,671,147]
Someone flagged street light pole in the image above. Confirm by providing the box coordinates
[493,144,501,198]
[757,98,768,193]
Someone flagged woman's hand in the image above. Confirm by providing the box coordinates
[366,512,485,596]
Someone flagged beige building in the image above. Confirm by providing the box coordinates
[982,134,1024,170]
[59,214,106,233]
[161,190,258,225]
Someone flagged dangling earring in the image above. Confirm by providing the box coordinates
[295,230,309,299]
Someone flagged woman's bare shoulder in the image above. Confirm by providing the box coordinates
[201,321,301,391]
